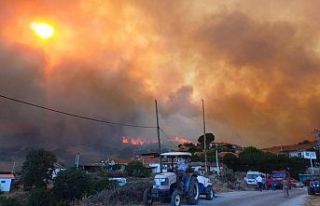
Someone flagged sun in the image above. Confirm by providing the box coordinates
[30,22,54,39]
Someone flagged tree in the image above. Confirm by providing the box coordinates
[239,146,265,171]
[222,153,240,171]
[53,168,91,202]
[197,133,215,149]
[21,149,57,189]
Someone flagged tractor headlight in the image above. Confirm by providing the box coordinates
[154,178,169,186]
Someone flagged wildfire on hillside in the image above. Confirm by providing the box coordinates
[122,136,144,145]
[171,136,192,144]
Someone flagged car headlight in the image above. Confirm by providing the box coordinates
[154,178,169,186]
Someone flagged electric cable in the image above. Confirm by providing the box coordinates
[0,93,156,129]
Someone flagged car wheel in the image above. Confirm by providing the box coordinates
[171,190,181,206]
[187,177,199,205]
[307,187,315,195]
[143,188,153,206]
[206,186,214,200]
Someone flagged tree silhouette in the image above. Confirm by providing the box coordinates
[197,133,215,149]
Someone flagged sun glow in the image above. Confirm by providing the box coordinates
[30,22,54,39]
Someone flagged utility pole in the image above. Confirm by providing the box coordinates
[202,99,208,173]
[310,157,314,174]
[11,161,16,174]
[215,143,220,175]
[155,100,162,173]
[75,153,80,169]
[314,129,320,163]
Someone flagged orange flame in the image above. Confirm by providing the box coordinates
[122,136,144,145]
[173,136,192,144]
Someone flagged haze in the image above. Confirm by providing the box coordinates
[0,0,319,164]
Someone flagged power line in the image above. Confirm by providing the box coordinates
[0,93,156,129]
[160,128,170,139]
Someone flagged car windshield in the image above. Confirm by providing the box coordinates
[247,174,258,179]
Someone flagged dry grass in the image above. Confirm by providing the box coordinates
[305,195,320,206]
[78,178,152,206]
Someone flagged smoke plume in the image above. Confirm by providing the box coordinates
[1,0,320,166]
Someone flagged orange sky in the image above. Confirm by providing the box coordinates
[0,0,320,158]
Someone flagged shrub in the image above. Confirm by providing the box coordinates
[53,168,91,202]
[0,196,22,206]
[91,178,116,194]
[27,188,53,206]
[126,161,151,177]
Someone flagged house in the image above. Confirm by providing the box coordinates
[289,151,317,159]
[0,172,15,192]
[137,153,161,173]
[262,140,317,155]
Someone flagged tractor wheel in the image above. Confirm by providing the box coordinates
[206,186,214,200]
[171,190,181,206]
[186,177,199,205]
[143,188,153,206]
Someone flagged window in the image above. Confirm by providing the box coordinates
[1,180,5,183]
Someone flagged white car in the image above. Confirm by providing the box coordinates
[244,171,265,185]
[108,177,127,186]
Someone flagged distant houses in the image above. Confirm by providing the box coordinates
[0,172,15,192]
[262,140,318,159]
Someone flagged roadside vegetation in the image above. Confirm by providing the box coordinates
[179,134,309,179]
[0,137,310,205]
[0,149,150,206]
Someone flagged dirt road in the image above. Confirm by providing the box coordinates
[198,188,307,206]
[158,188,307,206]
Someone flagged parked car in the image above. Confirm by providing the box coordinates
[244,171,266,187]
[271,170,291,189]
[108,177,127,186]
[308,179,320,195]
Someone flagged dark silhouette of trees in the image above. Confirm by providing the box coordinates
[221,146,308,179]
[21,149,57,189]
[197,133,215,149]
[53,168,91,202]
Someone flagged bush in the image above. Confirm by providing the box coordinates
[0,196,22,206]
[91,178,116,194]
[27,188,53,206]
[126,161,151,177]
[53,168,91,202]
[80,180,152,205]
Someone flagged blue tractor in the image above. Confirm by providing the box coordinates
[143,152,214,206]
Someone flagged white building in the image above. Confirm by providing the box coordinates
[289,151,317,159]
[0,173,15,192]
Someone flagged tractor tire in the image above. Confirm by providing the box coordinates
[143,188,153,206]
[186,177,199,205]
[206,186,214,200]
[171,190,181,206]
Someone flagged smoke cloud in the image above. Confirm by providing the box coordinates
[1,0,320,166]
